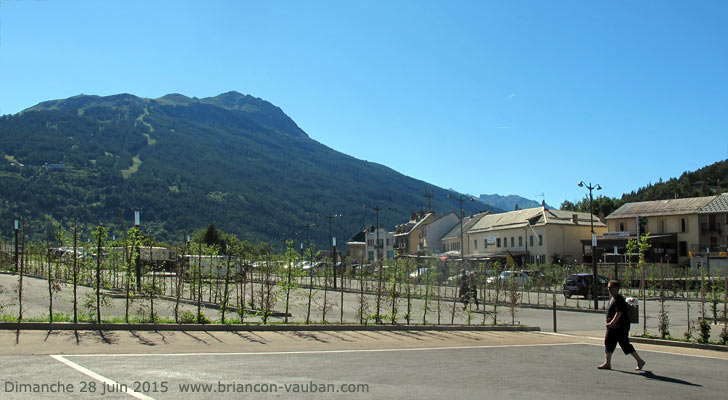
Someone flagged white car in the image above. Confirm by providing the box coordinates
[486,270,530,286]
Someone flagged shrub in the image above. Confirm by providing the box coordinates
[179,310,196,324]
[699,319,711,344]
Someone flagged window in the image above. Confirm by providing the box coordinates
[511,237,515,247]
[474,239,478,249]
[538,235,543,246]
[519,236,523,247]
[484,238,488,249]
[504,237,507,247]
[619,222,625,232]
[497,238,501,248]
[530,235,534,246]
[681,218,686,233]
[386,238,390,246]
[678,241,687,257]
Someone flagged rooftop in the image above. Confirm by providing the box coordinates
[469,207,604,233]
[700,193,728,214]
[606,196,716,219]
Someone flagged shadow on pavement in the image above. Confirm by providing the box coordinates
[130,330,157,346]
[614,369,702,387]
[231,330,267,344]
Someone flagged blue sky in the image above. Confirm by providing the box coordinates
[1,1,726,207]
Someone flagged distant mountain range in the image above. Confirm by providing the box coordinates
[477,194,553,212]
[0,91,502,247]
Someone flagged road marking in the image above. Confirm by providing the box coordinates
[538,332,728,361]
[58,342,584,358]
[50,355,156,400]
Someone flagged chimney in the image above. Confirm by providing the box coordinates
[572,214,578,224]
[514,204,519,211]
[411,212,417,221]
[419,210,425,218]
[542,200,547,210]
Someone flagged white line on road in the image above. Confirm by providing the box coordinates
[50,355,156,400]
[58,342,584,358]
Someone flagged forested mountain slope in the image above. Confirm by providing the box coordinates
[0,92,499,246]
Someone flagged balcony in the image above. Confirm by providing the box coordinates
[700,223,722,235]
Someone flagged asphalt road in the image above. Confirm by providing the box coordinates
[1,330,727,399]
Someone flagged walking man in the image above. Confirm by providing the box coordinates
[598,280,646,370]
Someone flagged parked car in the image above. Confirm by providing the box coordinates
[486,270,530,286]
[562,273,609,299]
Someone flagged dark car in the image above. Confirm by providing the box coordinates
[563,273,609,299]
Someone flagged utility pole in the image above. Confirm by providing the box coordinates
[447,194,474,262]
[424,187,434,212]
[578,181,601,309]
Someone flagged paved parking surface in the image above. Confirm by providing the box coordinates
[1,330,727,399]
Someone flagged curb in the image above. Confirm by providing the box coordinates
[629,336,728,352]
[521,304,605,314]
[0,322,540,332]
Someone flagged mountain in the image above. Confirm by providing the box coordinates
[621,159,728,202]
[478,194,552,212]
[0,92,501,247]
[559,159,728,218]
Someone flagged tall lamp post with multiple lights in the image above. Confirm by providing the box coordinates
[578,181,601,309]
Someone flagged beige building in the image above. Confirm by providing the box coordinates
[605,194,728,271]
[441,212,490,256]
[394,211,436,256]
[467,207,606,265]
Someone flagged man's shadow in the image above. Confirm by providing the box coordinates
[615,369,701,387]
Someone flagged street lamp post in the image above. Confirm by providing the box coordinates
[134,211,142,292]
[578,181,601,309]
[14,219,19,274]
[322,213,343,289]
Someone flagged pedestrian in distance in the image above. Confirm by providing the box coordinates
[468,271,479,310]
[598,280,646,371]
[458,271,470,310]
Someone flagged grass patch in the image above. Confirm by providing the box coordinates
[121,155,142,179]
